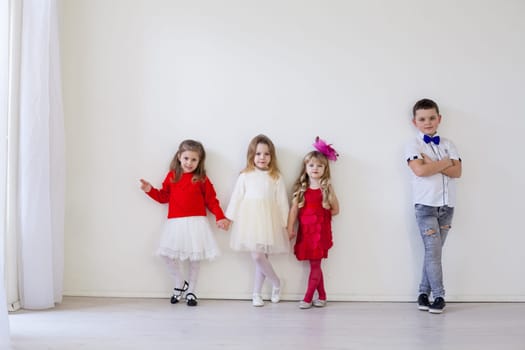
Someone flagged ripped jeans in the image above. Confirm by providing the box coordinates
[414,204,454,299]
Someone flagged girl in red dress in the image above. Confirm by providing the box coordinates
[140,140,230,307]
[287,137,339,309]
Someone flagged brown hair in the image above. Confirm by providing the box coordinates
[169,139,206,183]
[412,98,440,117]
[242,134,280,179]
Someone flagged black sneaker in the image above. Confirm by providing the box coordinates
[428,297,446,314]
[417,293,430,311]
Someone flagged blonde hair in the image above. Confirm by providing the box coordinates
[292,151,334,209]
[242,134,280,179]
[169,139,206,183]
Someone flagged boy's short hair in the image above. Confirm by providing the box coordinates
[412,98,440,117]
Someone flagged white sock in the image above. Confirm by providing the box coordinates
[253,264,265,294]
[251,252,280,293]
[162,256,184,290]
[188,260,200,295]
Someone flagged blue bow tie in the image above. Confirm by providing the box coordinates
[423,134,440,145]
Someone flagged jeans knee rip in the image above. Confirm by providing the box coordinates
[440,224,451,230]
[424,228,437,235]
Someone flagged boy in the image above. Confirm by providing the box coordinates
[405,98,462,314]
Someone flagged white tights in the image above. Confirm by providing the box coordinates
[162,256,200,294]
[251,252,280,294]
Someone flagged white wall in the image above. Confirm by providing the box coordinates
[59,0,525,301]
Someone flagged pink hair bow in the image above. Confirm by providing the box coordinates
[313,136,339,161]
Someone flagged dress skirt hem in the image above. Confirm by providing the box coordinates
[156,216,220,261]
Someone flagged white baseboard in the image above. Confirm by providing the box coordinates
[8,300,21,312]
[62,290,525,302]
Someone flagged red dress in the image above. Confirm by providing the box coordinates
[294,188,333,260]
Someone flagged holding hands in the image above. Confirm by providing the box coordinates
[217,218,231,231]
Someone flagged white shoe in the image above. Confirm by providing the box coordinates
[313,299,327,307]
[252,293,264,307]
[271,281,283,303]
[299,300,312,309]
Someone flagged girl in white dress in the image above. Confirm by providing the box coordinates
[226,134,290,307]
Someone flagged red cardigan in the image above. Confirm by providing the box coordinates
[146,171,226,221]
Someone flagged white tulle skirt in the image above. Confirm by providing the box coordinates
[157,216,220,261]
[229,199,290,254]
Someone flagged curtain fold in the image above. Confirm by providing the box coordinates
[0,265,9,348]
[1,0,11,347]
[17,0,64,310]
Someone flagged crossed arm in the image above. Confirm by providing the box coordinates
[408,153,462,178]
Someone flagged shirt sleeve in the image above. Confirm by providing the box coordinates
[404,139,422,163]
[203,177,226,221]
[446,140,461,161]
[146,172,172,203]
[275,175,289,227]
[225,174,245,221]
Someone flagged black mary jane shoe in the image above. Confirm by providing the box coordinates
[170,281,189,304]
[185,292,198,306]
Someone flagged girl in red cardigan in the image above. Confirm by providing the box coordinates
[140,139,230,306]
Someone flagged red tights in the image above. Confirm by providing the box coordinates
[303,259,326,303]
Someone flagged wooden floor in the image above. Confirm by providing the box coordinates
[8,297,525,350]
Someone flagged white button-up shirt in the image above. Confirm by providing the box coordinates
[405,132,461,207]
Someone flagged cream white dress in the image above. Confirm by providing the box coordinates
[226,169,290,254]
